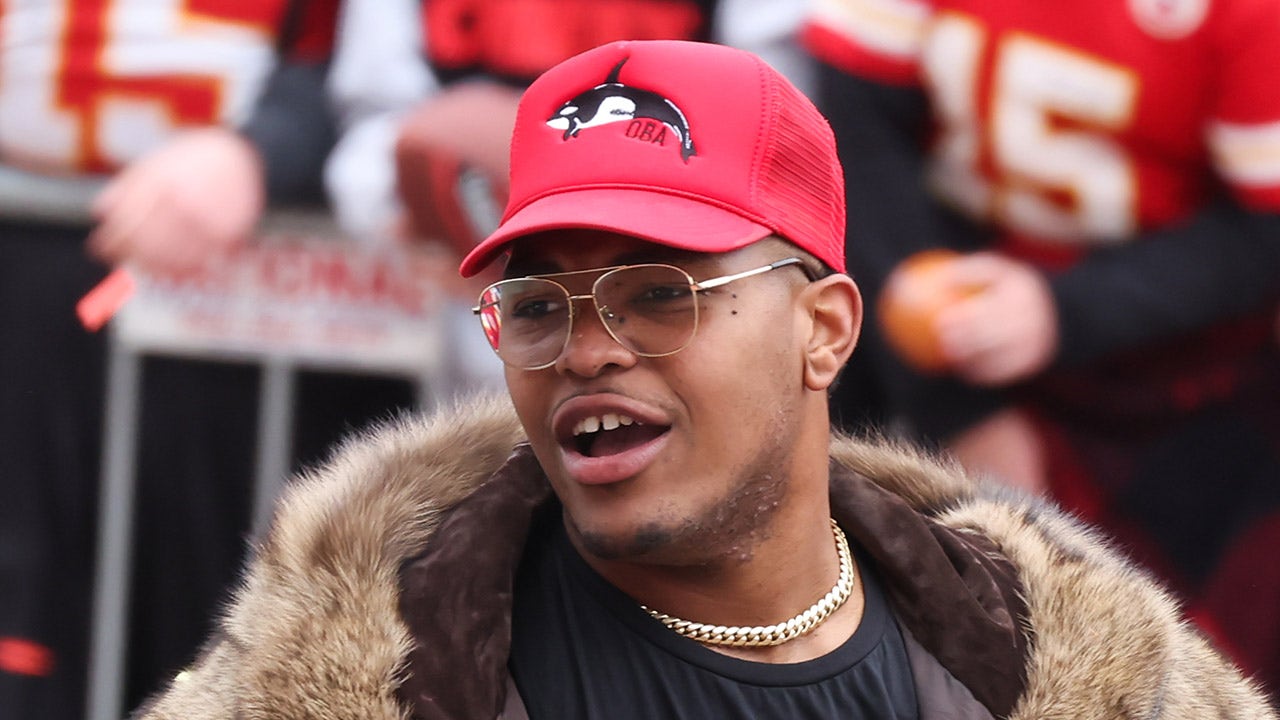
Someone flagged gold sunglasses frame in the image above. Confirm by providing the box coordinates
[473,257,808,370]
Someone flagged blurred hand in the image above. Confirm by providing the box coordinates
[947,406,1049,494]
[397,82,519,179]
[88,127,265,275]
[932,252,1059,387]
[395,82,521,254]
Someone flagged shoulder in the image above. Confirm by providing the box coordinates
[804,0,936,83]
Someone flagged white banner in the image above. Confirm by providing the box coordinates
[113,232,467,376]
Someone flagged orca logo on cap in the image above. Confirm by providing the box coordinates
[546,58,697,162]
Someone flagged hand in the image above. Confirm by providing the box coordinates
[396,82,520,180]
[394,82,521,253]
[932,252,1059,387]
[947,406,1049,494]
[88,128,265,275]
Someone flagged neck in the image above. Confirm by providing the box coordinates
[569,489,865,663]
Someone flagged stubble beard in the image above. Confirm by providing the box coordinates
[571,403,799,567]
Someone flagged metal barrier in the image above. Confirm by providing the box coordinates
[2,169,490,720]
[84,215,484,720]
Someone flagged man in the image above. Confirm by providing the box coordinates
[132,40,1274,719]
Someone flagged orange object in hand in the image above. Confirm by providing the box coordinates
[876,249,985,374]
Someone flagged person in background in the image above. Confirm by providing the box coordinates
[805,0,1280,695]
[100,0,819,266]
[132,39,1274,719]
[0,2,340,717]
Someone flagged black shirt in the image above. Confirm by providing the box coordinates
[509,509,918,719]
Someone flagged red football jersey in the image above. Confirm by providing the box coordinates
[806,0,1280,259]
[422,0,714,83]
[0,0,332,175]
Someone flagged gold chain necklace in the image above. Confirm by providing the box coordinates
[641,519,855,647]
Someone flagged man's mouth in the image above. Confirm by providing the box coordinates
[568,412,669,458]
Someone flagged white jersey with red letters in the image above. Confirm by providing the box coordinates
[0,0,289,176]
[806,0,1280,259]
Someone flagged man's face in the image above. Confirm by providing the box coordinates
[501,230,815,565]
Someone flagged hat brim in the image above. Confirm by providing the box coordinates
[458,187,774,277]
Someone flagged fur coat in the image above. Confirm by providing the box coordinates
[132,395,1277,719]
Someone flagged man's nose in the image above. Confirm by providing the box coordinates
[554,301,638,377]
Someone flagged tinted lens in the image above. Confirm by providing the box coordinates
[595,265,698,356]
[478,278,571,368]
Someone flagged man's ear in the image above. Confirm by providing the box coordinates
[800,274,862,392]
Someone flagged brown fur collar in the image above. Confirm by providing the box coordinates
[833,439,1276,718]
[134,395,1276,719]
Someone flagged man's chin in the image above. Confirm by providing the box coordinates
[567,516,696,564]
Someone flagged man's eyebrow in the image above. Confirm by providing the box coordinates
[504,248,711,278]
[614,248,705,267]
[582,247,718,273]
[503,257,560,278]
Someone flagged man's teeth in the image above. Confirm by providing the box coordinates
[572,413,637,436]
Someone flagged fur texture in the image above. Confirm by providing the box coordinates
[834,434,1275,718]
[135,396,1276,719]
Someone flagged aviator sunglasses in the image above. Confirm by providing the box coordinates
[473,258,811,370]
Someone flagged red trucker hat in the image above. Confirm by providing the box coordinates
[458,40,846,276]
